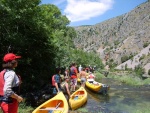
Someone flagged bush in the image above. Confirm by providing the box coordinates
[143,42,149,48]
[134,65,145,77]
[121,55,129,63]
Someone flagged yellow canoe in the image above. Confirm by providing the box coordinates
[32,92,69,113]
[77,78,81,82]
[69,87,87,110]
[86,80,110,94]
[85,81,101,92]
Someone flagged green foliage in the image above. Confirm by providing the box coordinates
[121,54,134,63]
[139,54,145,61]
[121,55,129,63]
[94,71,104,80]
[114,40,119,45]
[143,78,150,84]
[18,102,34,113]
[143,42,149,48]
[0,0,75,92]
[108,72,144,86]
[57,49,104,69]
[134,65,145,77]
[107,60,117,69]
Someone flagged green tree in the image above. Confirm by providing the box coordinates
[0,0,73,91]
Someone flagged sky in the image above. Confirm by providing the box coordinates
[41,0,147,26]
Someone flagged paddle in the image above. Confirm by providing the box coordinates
[56,102,61,109]
[48,102,61,113]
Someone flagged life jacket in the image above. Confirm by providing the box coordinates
[52,75,56,86]
[61,82,66,93]
[70,66,76,76]
[89,74,94,79]
[0,70,6,96]
[0,70,20,96]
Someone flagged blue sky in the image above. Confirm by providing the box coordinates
[41,0,147,26]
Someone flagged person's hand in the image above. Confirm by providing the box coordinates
[17,96,23,103]
[57,90,60,94]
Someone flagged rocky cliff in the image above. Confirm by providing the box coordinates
[73,1,150,74]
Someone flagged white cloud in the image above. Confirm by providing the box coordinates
[64,0,114,22]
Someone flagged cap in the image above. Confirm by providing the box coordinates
[3,53,21,62]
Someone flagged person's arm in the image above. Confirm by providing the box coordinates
[54,75,60,92]
[55,82,60,92]
[65,83,71,97]
[10,93,23,103]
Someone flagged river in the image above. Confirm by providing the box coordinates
[72,78,150,113]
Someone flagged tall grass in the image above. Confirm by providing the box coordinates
[19,102,34,113]
[100,71,150,86]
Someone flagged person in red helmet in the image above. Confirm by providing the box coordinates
[0,53,23,113]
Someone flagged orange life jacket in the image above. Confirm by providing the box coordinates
[0,70,6,96]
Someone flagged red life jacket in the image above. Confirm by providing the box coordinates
[52,75,55,86]
[70,66,76,76]
[89,74,94,79]
[0,70,6,96]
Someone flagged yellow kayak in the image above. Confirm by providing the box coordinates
[86,80,110,94]
[77,78,81,82]
[85,80,101,92]
[69,87,87,110]
[32,92,69,113]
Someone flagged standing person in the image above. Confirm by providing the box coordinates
[0,53,23,113]
[70,63,78,92]
[64,68,69,78]
[79,68,87,87]
[85,66,89,73]
[52,67,62,95]
[61,76,71,101]
[78,65,82,73]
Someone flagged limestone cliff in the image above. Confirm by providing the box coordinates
[73,1,150,73]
